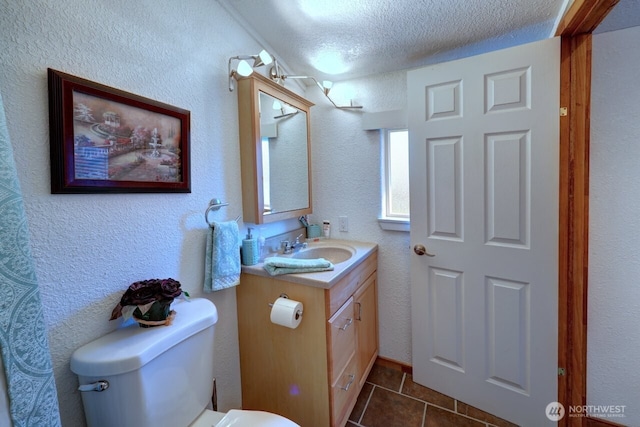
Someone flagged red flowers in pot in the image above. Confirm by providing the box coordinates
[110,278,188,327]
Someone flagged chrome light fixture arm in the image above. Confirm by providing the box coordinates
[301,75,363,110]
[228,49,274,92]
[269,61,363,110]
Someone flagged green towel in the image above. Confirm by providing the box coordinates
[263,256,334,276]
[204,221,240,291]
[0,92,62,425]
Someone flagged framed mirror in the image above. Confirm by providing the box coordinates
[237,73,314,224]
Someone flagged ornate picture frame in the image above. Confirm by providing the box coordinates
[48,68,190,193]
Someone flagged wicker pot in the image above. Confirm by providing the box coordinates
[133,299,173,328]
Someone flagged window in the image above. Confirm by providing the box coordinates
[380,129,410,231]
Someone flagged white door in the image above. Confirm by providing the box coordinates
[409,38,559,426]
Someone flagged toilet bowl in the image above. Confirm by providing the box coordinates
[70,298,299,427]
[189,409,226,426]
[192,409,299,427]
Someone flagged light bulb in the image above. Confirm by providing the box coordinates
[237,60,253,77]
[258,50,273,66]
[322,80,333,95]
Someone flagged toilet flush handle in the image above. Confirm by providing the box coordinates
[78,380,109,392]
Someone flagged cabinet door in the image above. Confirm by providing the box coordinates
[328,297,356,385]
[354,273,378,388]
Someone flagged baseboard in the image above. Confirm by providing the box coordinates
[374,356,413,375]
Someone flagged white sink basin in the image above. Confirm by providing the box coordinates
[292,245,355,264]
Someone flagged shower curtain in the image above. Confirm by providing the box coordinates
[0,92,61,426]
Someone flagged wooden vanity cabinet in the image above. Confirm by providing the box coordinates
[236,250,378,427]
[353,273,378,390]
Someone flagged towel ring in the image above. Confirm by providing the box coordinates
[205,198,228,226]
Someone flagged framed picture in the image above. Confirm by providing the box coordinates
[47,68,190,193]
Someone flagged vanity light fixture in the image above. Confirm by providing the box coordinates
[320,80,333,95]
[269,61,363,110]
[289,75,363,109]
[228,49,273,92]
[271,99,298,119]
[274,110,299,119]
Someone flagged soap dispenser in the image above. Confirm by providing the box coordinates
[242,228,259,266]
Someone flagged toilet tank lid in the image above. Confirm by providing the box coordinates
[70,298,217,377]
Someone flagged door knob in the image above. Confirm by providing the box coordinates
[413,244,435,257]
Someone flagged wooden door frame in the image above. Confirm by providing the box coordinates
[555,1,619,426]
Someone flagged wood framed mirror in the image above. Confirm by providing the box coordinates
[237,73,314,224]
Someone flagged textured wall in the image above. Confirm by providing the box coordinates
[308,72,413,364]
[0,1,271,425]
[589,25,640,424]
[0,1,421,426]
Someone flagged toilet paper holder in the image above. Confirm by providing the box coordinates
[268,293,304,319]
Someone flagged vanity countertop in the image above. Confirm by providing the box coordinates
[240,239,378,289]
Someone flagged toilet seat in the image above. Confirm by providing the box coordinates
[189,409,226,426]
[190,409,300,427]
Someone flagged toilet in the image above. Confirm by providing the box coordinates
[70,298,299,427]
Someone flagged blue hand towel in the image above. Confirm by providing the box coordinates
[204,221,240,292]
[263,256,334,276]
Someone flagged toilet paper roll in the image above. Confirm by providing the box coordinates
[270,297,303,329]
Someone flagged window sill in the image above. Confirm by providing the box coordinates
[378,217,409,232]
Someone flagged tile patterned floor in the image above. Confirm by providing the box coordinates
[347,364,519,427]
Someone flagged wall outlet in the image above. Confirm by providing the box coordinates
[338,216,349,232]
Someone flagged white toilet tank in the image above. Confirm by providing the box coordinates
[71,298,218,427]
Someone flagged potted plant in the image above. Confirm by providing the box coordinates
[110,278,189,327]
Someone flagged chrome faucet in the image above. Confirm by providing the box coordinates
[281,234,307,254]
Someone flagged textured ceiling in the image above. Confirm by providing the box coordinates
[219,0,567,82]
